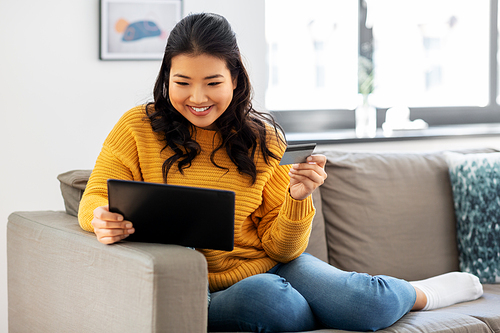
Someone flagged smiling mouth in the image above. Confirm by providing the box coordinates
[190,106,211,112]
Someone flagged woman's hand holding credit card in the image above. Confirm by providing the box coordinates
[281,143,328,201]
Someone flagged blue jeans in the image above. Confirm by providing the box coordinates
[208,253,416,332]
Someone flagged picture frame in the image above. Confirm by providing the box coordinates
[100,0,182,60]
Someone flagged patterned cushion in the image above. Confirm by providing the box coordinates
[445,152,500,283]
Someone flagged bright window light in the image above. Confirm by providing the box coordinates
[265,0,358,110]
[369,0,489,108]
[265,0,490,111]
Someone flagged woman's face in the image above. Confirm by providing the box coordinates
[169,53,237,130]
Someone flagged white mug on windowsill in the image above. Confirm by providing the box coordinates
[382,106,428,136]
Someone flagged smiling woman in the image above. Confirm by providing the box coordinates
[168,54,237,130]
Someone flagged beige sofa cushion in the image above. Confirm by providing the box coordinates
[319,149,498,281]
[305,188,328,262]
[319,150,461,281]
[57,170,92,216]
[8,211,209,332]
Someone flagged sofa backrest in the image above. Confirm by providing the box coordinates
[315,148,497,282]
[304,189,329,262]
[57,148,496,282]
[57,169,92,217]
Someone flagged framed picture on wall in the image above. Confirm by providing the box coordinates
[100,0,182,60]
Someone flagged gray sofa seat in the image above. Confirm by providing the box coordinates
[432,284,500,332]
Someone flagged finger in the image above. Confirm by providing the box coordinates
[93,205,124,222]
[290,174,324,189]
[95,226,135,244]
[289,168,326,186]
[291,164,327,179]
[290,175,312,190]
[92,218,134,230]
[290,164,327,181]
[98,234,128,245]
[306,154,327,168]
[98,227,134,237]
[292,159,325,171]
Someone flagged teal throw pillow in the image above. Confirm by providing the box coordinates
[444,152,500,283]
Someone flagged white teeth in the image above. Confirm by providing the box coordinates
[191,106,210,112]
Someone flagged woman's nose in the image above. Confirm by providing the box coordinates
[189,86,208,104]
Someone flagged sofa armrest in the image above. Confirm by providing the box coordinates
[7,211,208,333]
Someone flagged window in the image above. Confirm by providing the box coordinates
[369,0,489,108]
[265,0,358,110]
[266,0,500,134]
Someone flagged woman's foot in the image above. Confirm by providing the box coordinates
[410,272,483,310]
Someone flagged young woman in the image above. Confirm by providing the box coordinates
[79,12,483,332]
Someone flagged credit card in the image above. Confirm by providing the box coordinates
[279,143,317,165]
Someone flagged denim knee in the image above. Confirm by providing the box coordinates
[273,254,416,331]
[337,274,415,331]
[208,273,316,333]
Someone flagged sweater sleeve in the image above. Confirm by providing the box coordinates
[253,159,316,263]
[254,163,315,263]
[78,108,145,232]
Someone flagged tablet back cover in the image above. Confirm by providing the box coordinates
[107,179,235,251]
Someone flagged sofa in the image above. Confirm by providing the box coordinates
[7,148,500,333]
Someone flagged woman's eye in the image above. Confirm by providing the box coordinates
[208,82,222,86]
[175,82,189,86]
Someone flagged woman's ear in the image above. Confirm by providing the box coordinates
[232,76,238,90]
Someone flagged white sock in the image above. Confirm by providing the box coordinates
[409,272,483,310]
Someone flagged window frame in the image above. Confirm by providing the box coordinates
[269,0,500,136]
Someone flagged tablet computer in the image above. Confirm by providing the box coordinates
[107,179,235,251]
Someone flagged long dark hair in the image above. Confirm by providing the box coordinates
[146,13,285,184]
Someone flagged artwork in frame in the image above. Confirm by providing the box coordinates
[100,0,182,60]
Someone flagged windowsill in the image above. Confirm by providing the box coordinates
[285,123,500,144]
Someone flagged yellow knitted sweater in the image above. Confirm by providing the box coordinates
[78,105,315,292]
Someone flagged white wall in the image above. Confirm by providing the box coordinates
[0,1,264,332]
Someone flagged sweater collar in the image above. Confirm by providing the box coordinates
[191,126,222,147]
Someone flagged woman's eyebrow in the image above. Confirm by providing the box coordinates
[172,74,191,79]
[172,74,224,80]
[204,74,224,80]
